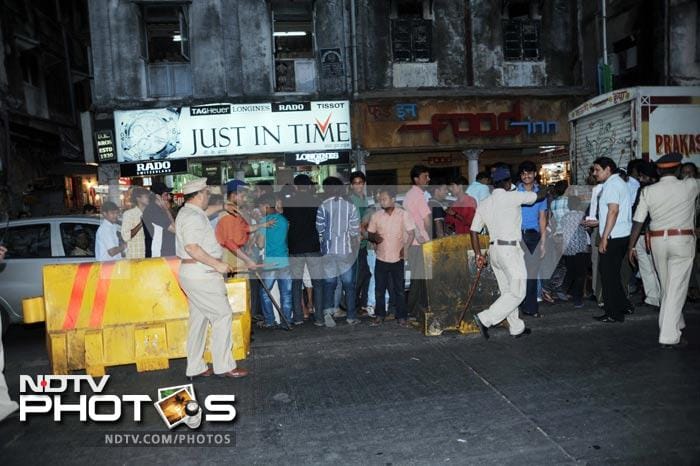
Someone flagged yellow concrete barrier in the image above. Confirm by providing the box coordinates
[422,234,497,336]
[22,257,250,376]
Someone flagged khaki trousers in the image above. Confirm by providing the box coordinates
[477,245,526,336]
[180,267,236,376]
[0,313,19,421]
[651,235,695,345]
[635,236,660,306]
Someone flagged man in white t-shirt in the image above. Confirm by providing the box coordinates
[583,157,633,323]
[95,201,127,261]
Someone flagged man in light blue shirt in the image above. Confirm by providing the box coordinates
[516,161,548,317]
[466,172,492,205]
[583,157,633,323]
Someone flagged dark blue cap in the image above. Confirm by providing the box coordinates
[656,152,683,168]
[226,179,249,193]
[492,167,511,183]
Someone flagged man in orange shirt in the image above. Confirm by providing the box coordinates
[367,187,415,327]
[215,179,272,269]
[446,176,477,235]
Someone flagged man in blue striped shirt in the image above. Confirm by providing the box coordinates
[316,177,361,326]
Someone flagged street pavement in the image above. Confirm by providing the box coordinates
[1,296,699,465]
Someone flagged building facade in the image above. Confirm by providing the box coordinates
[353,0,588,185]
[88,0,355,198]
[0,0,94,216]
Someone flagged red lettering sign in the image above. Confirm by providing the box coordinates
[398,103,522,141]
[655,133,700,156]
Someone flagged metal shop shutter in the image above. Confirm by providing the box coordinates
[571,102,633,184]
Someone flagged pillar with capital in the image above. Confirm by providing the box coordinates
[352,149,369,173]
[463,149,483,183]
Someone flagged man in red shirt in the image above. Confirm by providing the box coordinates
[446,176,477,235]
[216,179,272,268]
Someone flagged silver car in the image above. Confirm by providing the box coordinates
[0,215,102,330]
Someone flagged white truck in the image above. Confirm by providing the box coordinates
[569,86,700,183]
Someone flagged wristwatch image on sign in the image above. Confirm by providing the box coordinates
[119,108,181,161]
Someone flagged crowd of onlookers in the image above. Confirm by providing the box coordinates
[90,157,699,330]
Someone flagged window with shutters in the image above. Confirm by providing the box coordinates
[139,4,192,97]
[502,0,541,61]
[390,0,433,63]
[272,0,316,93]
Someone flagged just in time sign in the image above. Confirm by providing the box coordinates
[114,101,352,162]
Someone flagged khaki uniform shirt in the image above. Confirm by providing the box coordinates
[176,203,224,274]
[633,176,700,230]
[121,206,145,259]
[470,188,537,241]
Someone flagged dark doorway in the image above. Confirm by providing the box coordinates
[429,166,461,182]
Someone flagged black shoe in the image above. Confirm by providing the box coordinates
[625,306,635,315]
[524,312,542,318]
[593,314,608,321]
[660,338,688,349]
[597,316,621,323]
[473,315,489,340]
[513,328,532,339]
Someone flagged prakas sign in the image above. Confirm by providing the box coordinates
[114,101,351,162]
[648,105,700,160]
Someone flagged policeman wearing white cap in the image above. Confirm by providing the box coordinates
[469,166,549,339]
[628,153,699,349]
[176,177,249,378]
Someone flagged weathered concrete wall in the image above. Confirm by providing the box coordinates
[89,0,354,105]
[191,0,227,97]
[469,0,503,87]
[357,0,580,91]
[237,1,273,97]
[357,0,392,90]
[670,0,700,85]
[540,0,577,86]
[433,0,467,87]
[316,0,349,95]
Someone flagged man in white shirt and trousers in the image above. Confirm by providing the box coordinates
[627,152,699,348]
[470,166,548,339]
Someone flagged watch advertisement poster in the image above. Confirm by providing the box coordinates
[114,101,352,162]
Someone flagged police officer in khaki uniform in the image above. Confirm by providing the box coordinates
[176,178,249,378]
[470,166,548,339]
[628,153,699,348]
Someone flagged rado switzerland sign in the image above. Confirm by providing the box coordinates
[120,159,189,177]
[114,101,352,162]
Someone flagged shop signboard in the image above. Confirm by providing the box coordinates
[94,129,117,163]
[114,101,352,162]
[120,159,188,177]
[284,151,350,166]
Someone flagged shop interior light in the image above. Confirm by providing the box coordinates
[172,34,182,42]
[273,31,307,37]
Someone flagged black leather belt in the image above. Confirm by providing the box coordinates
[489,240,519,246]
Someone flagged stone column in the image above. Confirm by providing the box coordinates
[97,163,121,206]
[463,149,482,184]
[352,149,369,174]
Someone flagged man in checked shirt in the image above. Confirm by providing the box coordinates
[316,176,360,327]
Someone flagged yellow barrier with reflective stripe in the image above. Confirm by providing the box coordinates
[22,257,250,376]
